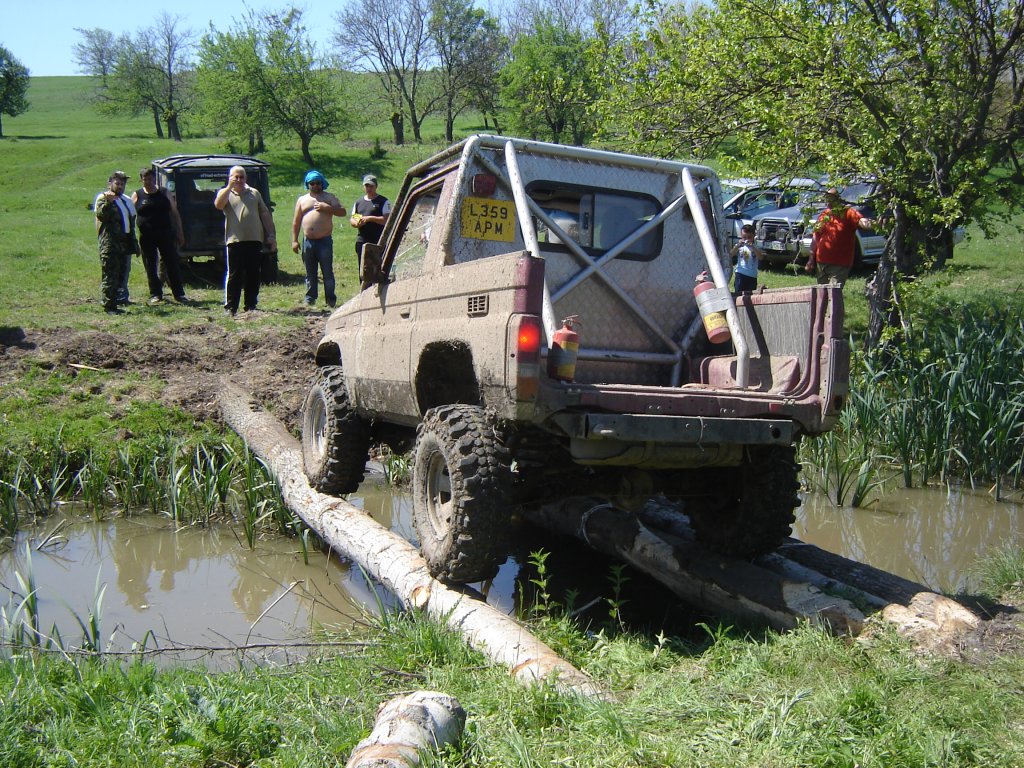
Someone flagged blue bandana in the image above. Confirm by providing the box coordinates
[304,170,328,189]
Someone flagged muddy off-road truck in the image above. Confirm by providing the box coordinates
[300,136,849,584]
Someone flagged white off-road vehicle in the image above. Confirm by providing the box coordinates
[300,136,849,583]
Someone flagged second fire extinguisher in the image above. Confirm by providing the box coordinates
[548,316,580,382]
[693,272,732,344]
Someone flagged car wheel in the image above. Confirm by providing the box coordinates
[686,445,800,558]
[412,404,511,584]
[301,365,369,494]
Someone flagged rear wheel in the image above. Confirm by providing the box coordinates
[412,404,511,584]
[687,445,800,558]
[301,365,369,494]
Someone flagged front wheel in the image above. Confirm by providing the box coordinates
[301,365,369,494]
[686,445,800,558]
[412,405,511,584]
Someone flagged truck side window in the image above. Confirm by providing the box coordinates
[528,183,661,261]
[392,186,442,280]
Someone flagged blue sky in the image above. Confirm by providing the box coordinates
[6,2,337,77]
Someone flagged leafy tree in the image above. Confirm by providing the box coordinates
[429,0,504,141]
[0,45,29,138]
[86,14,195,140]
[599,0,1024,345]
[334,0,439,143]
[500,17,598,145]
[505,0,639,45]
[72,28,119,85]
[197,8,347,166]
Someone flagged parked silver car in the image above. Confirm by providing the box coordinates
[720,177,819,251]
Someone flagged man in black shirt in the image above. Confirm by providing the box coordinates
[350,174,391,269]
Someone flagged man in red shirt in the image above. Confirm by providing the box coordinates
[805,188,875,287]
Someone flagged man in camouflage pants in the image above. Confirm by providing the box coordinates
[95,170,139,314]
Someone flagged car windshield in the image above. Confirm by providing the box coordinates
[840,182,875,204]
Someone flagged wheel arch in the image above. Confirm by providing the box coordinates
[415,340,480,415]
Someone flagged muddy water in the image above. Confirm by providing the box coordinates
[1,481,1019,663]
[795,485,1023,594]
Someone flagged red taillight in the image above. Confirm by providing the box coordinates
[472,173,497,196]
[517,318,542,359]
[515,316,543,400]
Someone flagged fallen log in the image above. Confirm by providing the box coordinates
[524,498,867,634]
[345,690,465,768]
[219,381,603,698]
[527,496,980,652]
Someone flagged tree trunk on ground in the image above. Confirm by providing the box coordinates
[218,382,604,699]
[526,496,981,654]
[345,691,465,768]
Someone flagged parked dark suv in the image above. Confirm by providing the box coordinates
[151,154,279,281]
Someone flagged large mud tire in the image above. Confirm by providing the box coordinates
[687,445,800,558]
[301,365,369,494]
[412,405,511,584]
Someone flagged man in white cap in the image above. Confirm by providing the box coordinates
[350,173,391,269]
[292,170,346,307]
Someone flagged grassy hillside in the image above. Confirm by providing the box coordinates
[2,75,1022,333]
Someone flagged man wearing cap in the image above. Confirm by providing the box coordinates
[292,170,346,307]
[350,174,391,269]
[805,187,874,288]
[94,170,139,314]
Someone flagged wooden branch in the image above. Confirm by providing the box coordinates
[219,381,604,698]
[345,691,465,768]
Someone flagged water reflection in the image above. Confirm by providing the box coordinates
[1,480,1019,664]
[795,485,1023,593]
[0,511,370,667]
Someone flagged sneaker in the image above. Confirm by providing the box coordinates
[326,299,336,308]
[175,295,191,304]
[105,306,125,315]
[225,308,237,317]
[148,296,164,305]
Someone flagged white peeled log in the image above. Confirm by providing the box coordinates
[345,691,466,768]
[219,381,604,698]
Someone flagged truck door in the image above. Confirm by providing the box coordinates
[349,181,443,423]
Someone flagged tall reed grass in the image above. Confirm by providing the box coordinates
[801,301,1024,503]
[0,435,290,538]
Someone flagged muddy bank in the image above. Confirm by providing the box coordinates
[0,319,320,431]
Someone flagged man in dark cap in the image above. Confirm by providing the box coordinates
[350,173,391,270]
[291,170,346,307]
[94,170,139,314]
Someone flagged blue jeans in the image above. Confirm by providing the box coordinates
[302,235,335,305]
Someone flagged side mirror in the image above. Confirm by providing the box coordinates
[360,243,384,290]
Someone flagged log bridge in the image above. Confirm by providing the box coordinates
[220,382,982,669]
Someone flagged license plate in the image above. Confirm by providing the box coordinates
[461,197,516,242]
[770,240,784,251]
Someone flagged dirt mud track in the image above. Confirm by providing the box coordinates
[0,319,321,433]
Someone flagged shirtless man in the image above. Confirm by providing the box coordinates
[291,170,346,307]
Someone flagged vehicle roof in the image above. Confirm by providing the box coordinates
[152,154,271,171]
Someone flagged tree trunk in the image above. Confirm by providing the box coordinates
[300,134,315,167]
[151,107,164,139]
[391,112,405,145]
[0,113,4,138]
[167,113,182,142]
[526,496,981,654]
[345,691,465,768]
[218,382,604,699]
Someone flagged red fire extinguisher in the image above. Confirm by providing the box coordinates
[693,272,731,344]
[548,315,580,382]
